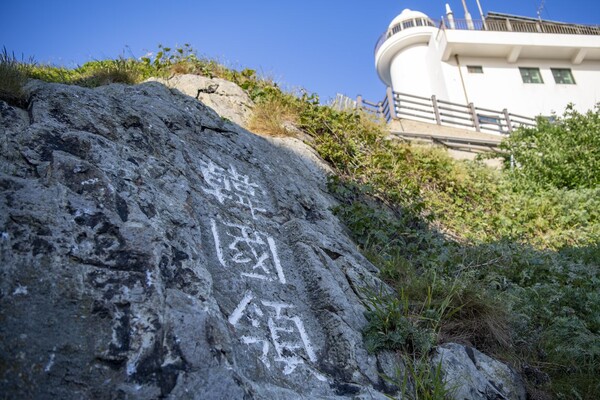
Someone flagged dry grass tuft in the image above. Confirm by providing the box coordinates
[439,286,512,352]
[0,48,28,107]
[169,61,195,75]
[248,93,303,136]
[74,58,141,87]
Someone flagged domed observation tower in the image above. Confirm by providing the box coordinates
[373,4,600,131]
[374,9,438,97]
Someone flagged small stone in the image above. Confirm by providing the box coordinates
[432,343,527,400]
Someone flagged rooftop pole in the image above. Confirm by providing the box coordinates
[474,0,488,30]
[446,4,456,29]
[460,0,475,30]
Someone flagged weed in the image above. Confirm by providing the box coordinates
[12,44,269,92]
[363,290,436,355]
[380,354,456,400]
[0,48,28,107]
[402,355,455,400]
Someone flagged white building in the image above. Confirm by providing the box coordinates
[374,4,600,119]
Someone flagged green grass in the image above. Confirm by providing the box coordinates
[317,121,599,398]
[382,354,455,400]
[1,44,274,107]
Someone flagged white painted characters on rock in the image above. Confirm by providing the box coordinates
[199,159,267,219]
[229,291,317,374]
[211,219,286,284]
[201,157,320,377]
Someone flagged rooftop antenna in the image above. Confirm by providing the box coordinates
[474,0,488,30]
[460,0,475,29]
[537,0,546,21]
[445,4,456,29]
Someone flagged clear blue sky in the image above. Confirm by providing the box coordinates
[2,0,598,103]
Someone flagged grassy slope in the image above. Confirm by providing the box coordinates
[1,46,598,399]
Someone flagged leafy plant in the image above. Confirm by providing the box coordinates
[363,290,436,355]
[321,116,598,398]
[501,105,600,190]
[11,44,271,94]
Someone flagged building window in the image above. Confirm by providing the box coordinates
[403,20,415,29]
[551,68,576,84]
[519,67,544,84]
[467,65,483,73]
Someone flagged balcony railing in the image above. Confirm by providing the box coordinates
[375,18,436,54]
[341,89,536,135]
[441,17,600,35]
[375,15,600,55]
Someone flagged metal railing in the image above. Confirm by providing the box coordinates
[375,18,436,55]
[376,15,600,55]
[331,93,357,111]
[390,131,502,153]
[337,93,393,123]
[441,17,600,35]
[356,89,536,135]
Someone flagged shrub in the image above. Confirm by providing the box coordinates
[26,64,77,84]
[501,105,600,190]
[322,115,598,398]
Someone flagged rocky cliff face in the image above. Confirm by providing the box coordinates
[0,78,525,399]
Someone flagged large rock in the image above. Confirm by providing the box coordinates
[148,74,254,127]
[0,80,392,399]
[0,79,528,399]
[432,343,527,400]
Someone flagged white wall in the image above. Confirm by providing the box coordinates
[426,39,451,101]
[454,57,600,116]
[389,44,432,97]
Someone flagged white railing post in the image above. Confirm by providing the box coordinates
[386,87,397,120]
[503,108,513,134]
[356,95,363,111]
[469,103,481,132]
[431,95,442,125]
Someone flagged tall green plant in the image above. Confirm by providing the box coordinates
[501,105,600,190]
